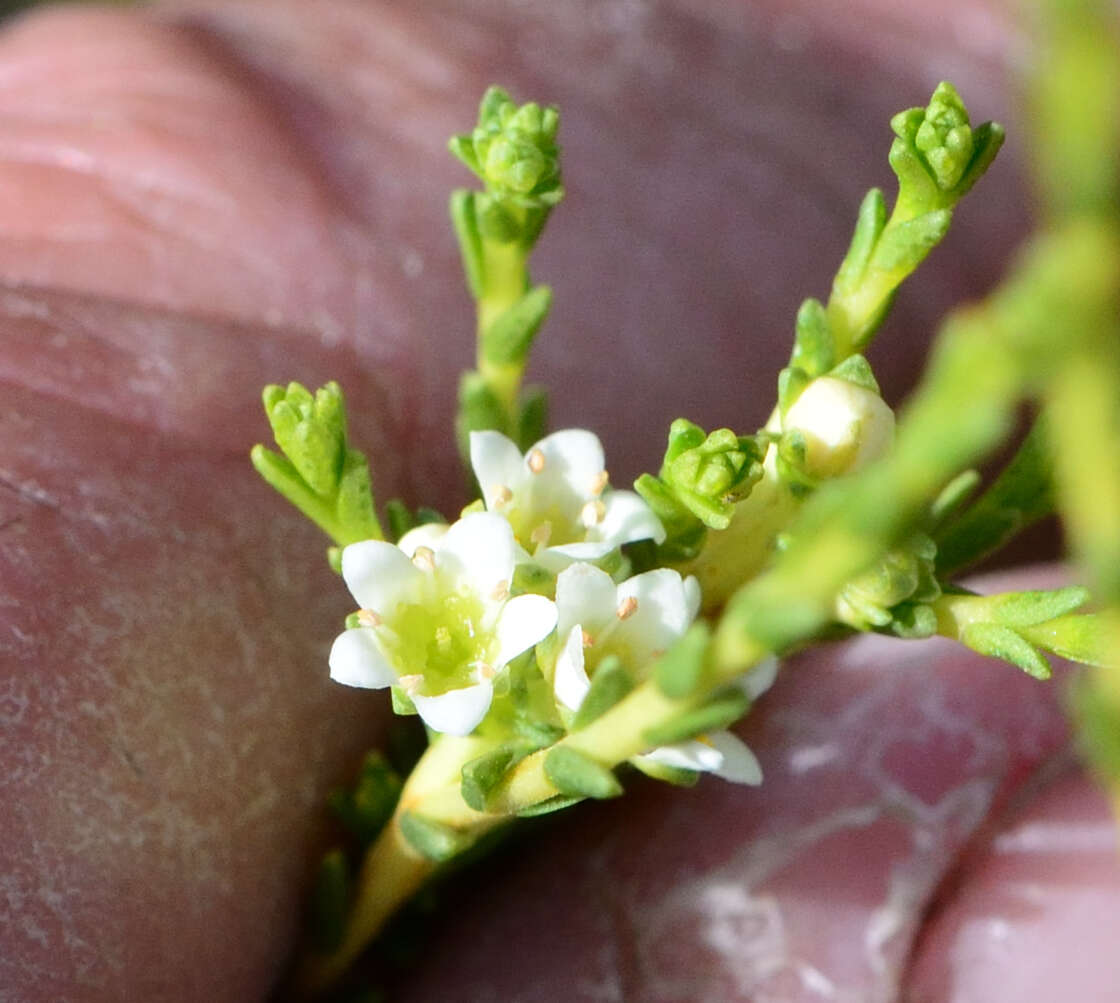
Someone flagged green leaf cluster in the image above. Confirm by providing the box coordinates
[251,381,382,552]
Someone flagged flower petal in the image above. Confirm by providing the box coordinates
[411,681,494,736]
[554,624,591,711]
[470,430,526,510]
[638,739,723,773]
[706,731,764,785]
[495,593,557,666]
[529,429,605,500]
[329,628,397,689]
[555,562,617,638]
[396,522,450,557]
[683,575,702,622]
[436,511,517,597]
[596,490,666,546]
[340,541,421,614]
[737,656,779,700]
[615,568,695,656]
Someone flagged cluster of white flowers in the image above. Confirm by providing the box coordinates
[328,429,772,783]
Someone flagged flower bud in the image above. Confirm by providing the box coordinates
[782,377,894,479]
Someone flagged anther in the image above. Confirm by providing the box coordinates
[616,596,638,620]
[528,448,546,474]
[590,470,609,496]
[357,609,382,628]
[580,499,606,527]
[581,629,595,648]
[474,661,497,681]
[398,674,423,695]
[412,546,436,572]
[530,520,553,548]
[490,579,510,601]
[492,484,513,508]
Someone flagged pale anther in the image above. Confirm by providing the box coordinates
[357,608,382,628]
[475,661,497,681]
[528,448,546,473]
[590,470,609,496]
[530,520,553,547]
[616,596,639,620]
[581,629,595,648]
[490,579,510,601]
[580,499,607,527]
[412,546,436,571]
[492,484,513,507]
[398,674,423,695]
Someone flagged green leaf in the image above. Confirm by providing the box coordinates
[790,297,835,378]
[655,622,711,699]
[461,743,533,812]
[516,794,585,817]
[643,686,751,746]
[391,686,418,716]
[482,285,553,365]
[516,385,549,451]
[930,469,981,527]
[328,751,403,847]
[543,746,623,799]
[571,656,634,730]
[1023,613,1118,668]
[456,371,509,456]
[629,757,701,787]
[987,586,1091,627]
[1071,670,1120,783]
[450,189,485,299]
[960,622,1052,679]
[870,209,953,273]
[308,849,350,953]
[834,187,887,291]
[385,499,414,542]
[334,449,381,545]
[827,354,881,393]
[398,812,473,862]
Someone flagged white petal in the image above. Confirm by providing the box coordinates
[436,512,517,596]
[706,731,764,785]
[554,624,591,711]
[397,522,450,557]
[615,568,694,656]
[329,628,397,689]
[595,490,666,546]
[530,429,605,499]
[470,430,526,509]
[340,541,421,613]
[639,739,724,773]
[683,575,702,622]
[737,656,780,701]
[412,681,494,736]
[495,594,557,666]
[555,562,617,638]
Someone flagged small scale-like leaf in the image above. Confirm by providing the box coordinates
[871,209,953,273]
[308,849,350,953]
[482,285,553,365]
[834,187,887,292]
[516,794,585,817]
[988,586,1091,628]
[655,622,711,699]
[460,744,532,812]
[572,656,633,730]
[960,622,1051,679]
[629,757,701,787]
[643,687,751,746]
[544,747,623,799]
[398,812,473,862]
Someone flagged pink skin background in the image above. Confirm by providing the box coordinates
[0,1,1117,1000]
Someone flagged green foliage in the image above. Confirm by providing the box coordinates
[328,751,404,847]
[398,812,474,862]
[308,850,350,954]
[252,381,383,548]
[543,746,623,799]
[460,743,534,812]
[571,656,634,730]
[654,622,711,699]
[643,686,751,746]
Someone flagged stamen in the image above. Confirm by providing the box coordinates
[490,579,510,601]
[530,520,553,548]
[412,546,436,572]
[474,661,497,681]
[356,609,382,628]
[590,470,609,496]
[580,499,607,527]
[581,629,595,648]
[492,484,513,508]
[528,448,546,474]
[398,674,423,695]
[434,626,452,653]
[616,596,638,620]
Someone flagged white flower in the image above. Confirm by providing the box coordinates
[549,562,774,786]
[469,429,665,570]
[328,512,557,736]
[783,376,894,478]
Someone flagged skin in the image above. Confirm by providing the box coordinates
[0,1,1115,1000]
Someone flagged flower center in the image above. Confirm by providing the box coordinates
[384,591,496,695]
